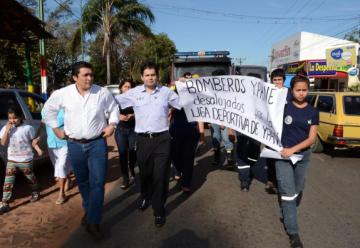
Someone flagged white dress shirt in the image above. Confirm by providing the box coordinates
[43,84,119,140]
[116,84,181,133]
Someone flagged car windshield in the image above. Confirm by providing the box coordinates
[343,95,360,115]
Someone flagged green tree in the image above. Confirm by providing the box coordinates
[45,0,82,87]
[0,41,26,87]
[127,33,176,83]
[344,29,360,43]
[82,0,154,84]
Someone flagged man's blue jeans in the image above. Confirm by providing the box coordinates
[210,124,233,151]
[67,138,108,224]
[275,149,311,235]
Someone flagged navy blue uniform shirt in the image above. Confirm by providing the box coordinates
[281,102,319,148]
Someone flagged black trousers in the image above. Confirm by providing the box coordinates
[171,131,199,188]
[136,132,171,216]
[236,134,261,185]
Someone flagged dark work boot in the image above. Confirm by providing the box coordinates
[289,234,303,248]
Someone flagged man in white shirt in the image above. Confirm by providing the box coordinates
[42,61,119,240]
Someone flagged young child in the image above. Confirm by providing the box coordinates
[0,105,43,214]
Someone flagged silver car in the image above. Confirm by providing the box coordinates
[0,89,48,170]
[103,84,120,95]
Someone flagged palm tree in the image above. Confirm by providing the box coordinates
[82,0,154,84]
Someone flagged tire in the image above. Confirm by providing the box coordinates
[311,136,324,153]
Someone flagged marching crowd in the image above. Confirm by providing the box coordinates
[0,61,318,248]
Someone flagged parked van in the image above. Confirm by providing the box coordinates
[307,91,360,152]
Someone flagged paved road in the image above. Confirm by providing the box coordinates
[0,136,359,248]
[63,141,360,248]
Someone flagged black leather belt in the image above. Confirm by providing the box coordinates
[137,131,168,138]
[66,135,103,144]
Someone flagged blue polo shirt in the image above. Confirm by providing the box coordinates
[281,102,319,148]
[41,109,67,148]
[115,84,181,133]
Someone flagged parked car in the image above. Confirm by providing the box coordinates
[0,89,48,169]
[104,84,120,95]
[306,91,360,152]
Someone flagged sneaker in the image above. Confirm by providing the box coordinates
[289,234,303,248]
[0,203,10,214]
[30,191,40,202]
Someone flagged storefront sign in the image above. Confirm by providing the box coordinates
[308,61,336,76]
[326,45,357,72]
[283,61,306,74]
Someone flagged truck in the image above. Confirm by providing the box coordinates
[170,51,268,82]
[170,51,232,81]
[233,65,268,82]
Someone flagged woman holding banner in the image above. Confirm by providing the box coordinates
[275,75,319,248]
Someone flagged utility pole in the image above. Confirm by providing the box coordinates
[24,42,33,92]
[80,0,84,60]
[38,0,48,98]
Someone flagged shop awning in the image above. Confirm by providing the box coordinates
[310,71,348,78]
[0,0,53,42]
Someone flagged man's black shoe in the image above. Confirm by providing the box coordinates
[138,199,149,211]
[86,224,104,240]
[154,215,166,227]
[289,234,303,248]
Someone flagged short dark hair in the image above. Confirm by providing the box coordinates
[7,105,23,119]
[140,61,159,76]
[119,79,134,92]
[290,75,310,89]
[71,61,93,77]
[183,72,192,78]
[271,68,286,81]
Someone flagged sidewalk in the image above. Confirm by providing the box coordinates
[0,136,122,248]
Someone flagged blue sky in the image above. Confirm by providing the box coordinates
[48,0,360,67]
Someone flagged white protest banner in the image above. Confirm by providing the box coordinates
[175,75,288,151]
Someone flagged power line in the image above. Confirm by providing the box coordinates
[260,0,300,41]
[145,2,359,22]
[51,0,81,20]
[154,9,304,25]
[269,0,315,42]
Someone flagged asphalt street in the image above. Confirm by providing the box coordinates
[63,141,360,248]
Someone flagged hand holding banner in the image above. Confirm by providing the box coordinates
[175,75,288,151]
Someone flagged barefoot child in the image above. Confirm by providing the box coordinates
[0,105,43,214]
